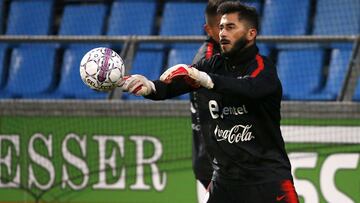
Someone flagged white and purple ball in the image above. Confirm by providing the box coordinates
[80,47,125,91]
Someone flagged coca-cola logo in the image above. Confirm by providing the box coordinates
[214,124,254,143]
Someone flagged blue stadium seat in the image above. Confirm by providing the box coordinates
[5,45,57,98]
[261,0,310,36]
[260,0,311,51]
[56,4,108,99]
[123,50,164,100]
[159,2,206,48]
[243,1,263,15]
[107,1,156,36]
[167,48,199,67]
[257,44,272,57]
[2,0,55,98]
[107,1,157,49]
[6,0,54,35]
[0,45,7,91]
[277,49,325,100]
[306,49,352,100]
[166,47,200,100]
[313,0,360,35]
[313,0,360,48]
[131,51,164,80]
[57,46,107,99]
[0,0,4,34]
[59,4,106,36]
[160,2,206,36]
[353,79,360,101]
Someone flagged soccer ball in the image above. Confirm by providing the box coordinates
[80,47,125,91]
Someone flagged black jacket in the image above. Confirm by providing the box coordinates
[147,43,293,185]
[190,37,221,182]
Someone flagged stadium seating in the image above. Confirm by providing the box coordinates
[167,48,199,66]
[159,2,205,49]
[0,0,4,34]
[57,46,108,99]
[0,45,7,90]
[259,0,311,53]
[56,4,108,99]
[6,0,54,35]
[130,51,164,80]
[120,2,205,99]
[107,1,157,50]
[0,0,357,101]
[107,1,157,36]
[277,49,325,100]
[353,79,360,101]
[305,48,352,100]
[160,2,206,36]
[313,0,360,35]
[123,50,164,100]
[313,0,360,49]
[261,0,310,36]
[2,0,55,98]
[5,45,57,98]
[59,4,106,36]
[243,1,263,14]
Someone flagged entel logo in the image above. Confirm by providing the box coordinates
[208,100,248,119]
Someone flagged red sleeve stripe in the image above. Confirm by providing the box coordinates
[205,42,214,60]
[250,54,264,77]
[281,180,299,203]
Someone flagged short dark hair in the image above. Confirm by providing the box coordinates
[206,0,226,17]
[217,1,259,31]
[205,0,226,25]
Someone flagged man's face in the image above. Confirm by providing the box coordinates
[205,15,222,43]
[219,13,253,53]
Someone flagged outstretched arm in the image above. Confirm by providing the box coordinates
[160,61,280,99]
[119,66,197,100]
[145,79,194,100]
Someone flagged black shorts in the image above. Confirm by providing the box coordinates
[207,179,299,203]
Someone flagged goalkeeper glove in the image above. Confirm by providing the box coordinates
[160,64,214,89]
[118,74,156,96]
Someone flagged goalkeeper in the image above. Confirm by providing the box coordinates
[120,1,299,203]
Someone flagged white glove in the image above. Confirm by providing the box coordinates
[118,74,156,96]
[160,64,214,89]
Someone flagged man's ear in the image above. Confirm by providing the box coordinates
[247,28,257,41]
[204,24,212,36]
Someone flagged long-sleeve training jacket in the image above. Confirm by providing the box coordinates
[146,43,293,185]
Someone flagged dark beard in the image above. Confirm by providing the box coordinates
[222,36,248,58]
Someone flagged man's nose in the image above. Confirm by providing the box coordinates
[219,29,226,38]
